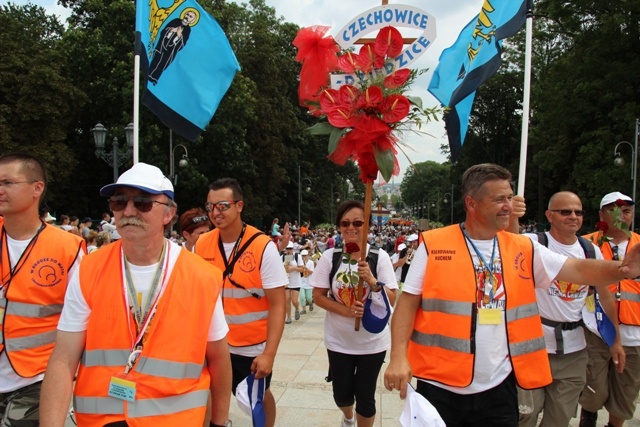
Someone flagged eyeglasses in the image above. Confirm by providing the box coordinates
[0,180,38,189]
[549,209,586,217]
[205,200,240,212]
[191,215,209,224]
[109,195,171,213]
[339,220,365,228]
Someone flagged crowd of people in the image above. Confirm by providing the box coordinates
[1,154,640,427]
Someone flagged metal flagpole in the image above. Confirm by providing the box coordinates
[517,1,533,196]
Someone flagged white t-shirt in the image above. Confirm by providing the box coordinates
[300,259,314,289]
[403,236,566,395]
[0,234,83,393]
[58,241,228,342]
[310,245,398,355]
[283,253,304,289]
[220,240,288,357]
[525,232,603,354]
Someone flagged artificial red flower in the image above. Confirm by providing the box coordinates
[375,26,403,58]
[327,107,356,128]
[357,43,378,73]
[319,89,341,113]
[339,85,360,105]
[345,242,360,253]
[380,94,411,123]
[383,69,411,89]
[596,221,609,232]
[356,86,383,111]
[615,199,627,207]
[337,51,360,73]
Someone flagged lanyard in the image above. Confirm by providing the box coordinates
[122,241,170,354]
[461,223,498,304]
[0,222,46,295]
[219,223,246,281]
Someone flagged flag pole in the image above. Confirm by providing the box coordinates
[516,2,533,195]
[355,181,373,331]
[133,31,141,164]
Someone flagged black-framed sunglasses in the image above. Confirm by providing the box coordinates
[339,220,365,228]
[191,215,210,224]
[549,209,586,217]
[109,195,171,213]
[205,200,240,212]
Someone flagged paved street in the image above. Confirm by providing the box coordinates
[66,305,640,426]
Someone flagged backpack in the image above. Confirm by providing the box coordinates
[328,244,379,287]
[535,232,595,259]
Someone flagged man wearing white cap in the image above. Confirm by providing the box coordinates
[283,241,304,323]
[299,249,315,314]
[579,191,640,427]
[41,163,232,427]
[400,234,419,283]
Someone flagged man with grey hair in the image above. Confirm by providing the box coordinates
[384,163,640,426]
[40,163,232,427]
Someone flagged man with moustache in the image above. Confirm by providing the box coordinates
[195,177,287,427]
[40,163,232,427]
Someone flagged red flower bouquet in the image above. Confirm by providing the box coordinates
[294,25,439,184]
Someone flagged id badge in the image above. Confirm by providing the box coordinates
[108,376,136,402]
[478,308,502,325]
[585,294,596,313]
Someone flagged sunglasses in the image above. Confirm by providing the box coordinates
[339,220,365,228]
[549,209,586,217]
[109,195,171,213]
[191,215,209,224]
[205,200,240,212]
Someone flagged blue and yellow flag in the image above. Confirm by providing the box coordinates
[428,0,530,161]
[136,0,240,141]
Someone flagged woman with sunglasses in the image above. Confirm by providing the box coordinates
[179,207,212,252]
[310,200,398,427]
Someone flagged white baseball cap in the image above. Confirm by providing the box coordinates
[407,234,419,242]
[236,374,266,425]
[286,241,294,249]
[300,249,309,256]
[397,243,406,251]
[600,192,634,209]
[100,163,174,200]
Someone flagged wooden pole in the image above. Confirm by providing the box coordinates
[355,181,373,331]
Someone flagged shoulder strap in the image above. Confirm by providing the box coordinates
[329,245,344,287]
[577,235,596,259]
[536,231,548,247]
[222,231,265,280]
[328,244,379,299]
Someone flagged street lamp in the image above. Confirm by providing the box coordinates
[169,143,188,185]
[613,119,639,230]
[444,185,454,224]
[91,122,134,182]
[298,165,311,227]
[330,183,341,223]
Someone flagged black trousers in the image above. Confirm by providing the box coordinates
[416,372,518,427]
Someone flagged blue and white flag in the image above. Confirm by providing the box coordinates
[136,0,240,141]
[428,0,530,161]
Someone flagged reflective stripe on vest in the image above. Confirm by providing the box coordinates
[422,298,473,316]
[5,301,63,317]
[620,291,640,304]
[226,310,269,325]
[222,288,266,298]
[74,390,209,417]
[505,302,539,322]
[411,330,471,353]
[82,349,129,367]
[82,350,204,380]
[5,329,56,350]
[510,336,546,357]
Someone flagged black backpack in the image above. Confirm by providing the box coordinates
[328,244,379,287]
[535,232,596,259]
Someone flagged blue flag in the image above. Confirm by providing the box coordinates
[135,0,240,141]
[428,0,530,161]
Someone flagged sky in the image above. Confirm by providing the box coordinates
[16,0,485,181]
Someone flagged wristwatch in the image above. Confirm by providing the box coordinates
[370,281,385,292]
[210,420,232,427]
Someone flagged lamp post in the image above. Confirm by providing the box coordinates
[91,122,134,182]
[298,165,311,227]
[169,130,189,185]
[614,118,639,230]
[330,183,341,223]
[443,184,454,224]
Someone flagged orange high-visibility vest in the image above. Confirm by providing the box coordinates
[584,231,640,326]
[0,222,84,377]
[195,225,272,347]
[73,241,221,427]
[408,225,552,389]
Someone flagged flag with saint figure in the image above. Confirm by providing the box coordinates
[428,0,531,161]
[135,0,240,141]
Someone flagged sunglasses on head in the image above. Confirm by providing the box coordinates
[205,200,240,212]
[109,195,171,213]
[549,209,586,217]
[340,220,365,228]
[191,215,209,224]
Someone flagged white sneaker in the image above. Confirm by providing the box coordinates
[341,416,355,427]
